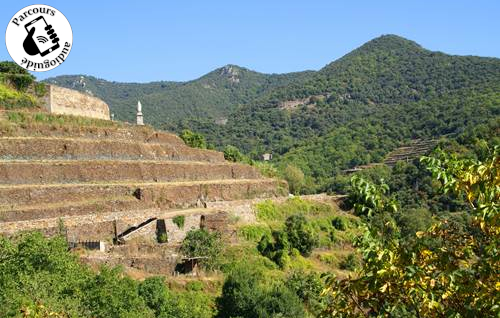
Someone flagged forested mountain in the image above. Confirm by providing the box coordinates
[178,35,500,191]
[45,35,500,191]
[44,66,313,123]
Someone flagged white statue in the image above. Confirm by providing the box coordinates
[136,100,144,125]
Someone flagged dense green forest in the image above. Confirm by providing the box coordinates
[45,35,500,192]
[178,35,499,191]
[44,66,313,123]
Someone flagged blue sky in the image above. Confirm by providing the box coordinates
[2,0,499,82]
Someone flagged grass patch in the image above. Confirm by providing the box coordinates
[220,243,280,276]
[237,224,271,242]
[255,197,333,222]
[4,110,123,129]
[317,253,338,266]
[287,249,315,271]
[253,161,280,178]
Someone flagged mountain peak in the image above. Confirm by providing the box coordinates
[220,64,240,76]
[199,64,263,85]
[319,34,426,73]
[352,34,424,55]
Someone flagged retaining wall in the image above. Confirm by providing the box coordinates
[43,85,110,120]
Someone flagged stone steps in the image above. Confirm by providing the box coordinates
[0,160,260,184]
[0,179,285,211]
[0,137,224,162]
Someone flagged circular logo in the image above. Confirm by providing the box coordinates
[5,4,73,72]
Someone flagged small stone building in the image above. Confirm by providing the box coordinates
[261,153,273,161]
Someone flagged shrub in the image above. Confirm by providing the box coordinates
[258,230,291,268]
[172,215,185,229]
[0,61,30,74]
[83,266,154,318]
[258,214,319,267]
[255,200,282,221]
[157,232,168,243]
[318,253,337,265]
[138,276,174,317]
[0,233,217,317]
[173,290,215,318]
[34,82,47,96]
[180,229,223,271]
[223,145,244,162]
[0,62,35,91]
[180,129,207,149]
[332,216,347,231]
[139,277,215,318]
[253,161,279,178]
[9,74,35,91]
[0,84,36,108]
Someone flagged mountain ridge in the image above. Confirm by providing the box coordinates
[43,34,500,191]
[171,34,499,191]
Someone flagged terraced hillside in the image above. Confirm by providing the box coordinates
[0,111,287,244]
[383,139,438,166]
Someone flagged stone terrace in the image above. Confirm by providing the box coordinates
[0,111,287,243]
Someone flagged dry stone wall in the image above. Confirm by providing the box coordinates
[43,85,110,120]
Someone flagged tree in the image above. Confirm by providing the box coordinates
[83,266,153,318]
[217,264,305,318]
[286,270,326,315]
[347,175,397,217]
[321,146,499,317]
[0,232,156,317]
[0,61,35,91]
[138,276,175,317]
[282,164,305,194]
[180,229,223,271]
[284,214,319,256]
[258,214,318,267]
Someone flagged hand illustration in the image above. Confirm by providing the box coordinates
[23,24,59,56]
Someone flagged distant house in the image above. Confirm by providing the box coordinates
[261,153,273,161]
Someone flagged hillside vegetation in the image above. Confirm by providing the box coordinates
[1,35,499,317]
[44,66,313,124]
[0,62,46,109]
[181,35,499,192]
[46,35,500,192]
